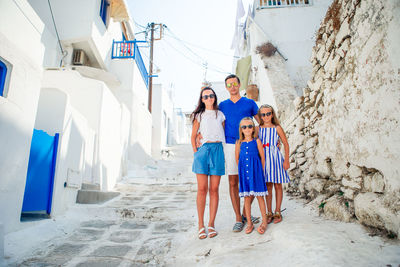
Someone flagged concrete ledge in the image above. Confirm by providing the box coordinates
[81,183,101,191]
[76,190,120,204]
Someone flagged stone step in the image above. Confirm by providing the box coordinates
[81,183,100,190]
[76,190,120,204]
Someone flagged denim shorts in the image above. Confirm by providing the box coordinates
[192,142,225,176]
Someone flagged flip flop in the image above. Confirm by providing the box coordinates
[207,226,218,238]
[233,221,244,232]
[242,215,260,224]
[198,227,207,239]
[245,224,254,234]
[257,223,267,234]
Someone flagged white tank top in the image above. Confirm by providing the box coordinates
[196,110,226,145]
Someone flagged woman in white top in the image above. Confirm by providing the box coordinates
[191,87,225,240]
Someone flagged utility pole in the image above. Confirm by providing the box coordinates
[148,23,163,113]
[148,23,155,113]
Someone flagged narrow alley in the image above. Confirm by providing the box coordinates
[4,145,400,267]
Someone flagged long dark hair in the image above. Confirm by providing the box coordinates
[191,87,219,123]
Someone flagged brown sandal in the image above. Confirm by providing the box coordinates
[266,212,274,224]
[273,211,282,224]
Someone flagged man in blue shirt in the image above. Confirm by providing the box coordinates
[219,74,260,232]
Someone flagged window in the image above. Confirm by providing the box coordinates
[0,59,8,97]
[99,0,110,26]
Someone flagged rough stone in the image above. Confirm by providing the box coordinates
[342,187,356,200]
[305,137,317,150]
[323,195,353,222]
[348,164,362,178]
[335,19,350,47]
[120,221,148,230]
[285,0,400,236]
[109,231,141,243]
[371,172,385,193]
[76,259,122,267]
[354,193,400,237]
[90,245,132,257]
[332,160,348,178]
[342,176,362,189]
[305,179,326,194]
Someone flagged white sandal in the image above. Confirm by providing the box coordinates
[207,226,218,238]
[198,227,207,239]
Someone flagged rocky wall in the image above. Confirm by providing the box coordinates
[285,0,400,238]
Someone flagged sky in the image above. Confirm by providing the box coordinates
[128,0,253,112]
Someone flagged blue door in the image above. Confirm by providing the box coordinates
[22,129,59,214]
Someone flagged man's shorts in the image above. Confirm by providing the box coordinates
[223,143,238,175]
[192,142,225,176]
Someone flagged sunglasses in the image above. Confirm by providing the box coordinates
[261,112,272,117]
[241,124,254,129]
[202,94,215,100]
[226,82,239,88]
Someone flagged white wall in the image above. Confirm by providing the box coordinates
[41,69,128,191]
[172,108,189,144]
[151,84,175,158]
[28,0,124,69]
[250,0,333,93]
[109,59,153,166]
[34,87,96,215]
[0,0,45,234]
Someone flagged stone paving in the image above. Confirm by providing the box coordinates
[16,145,197,267]
[7,144,400,267]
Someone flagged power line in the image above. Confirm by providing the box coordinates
[164,27,231,74]
[164,31,239,59]
[163,39,230,75]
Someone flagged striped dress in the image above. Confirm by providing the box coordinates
[259,126,290,183]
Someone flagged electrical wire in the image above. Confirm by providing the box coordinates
[164,31,239,59]
[47,0,67,67]
[163,39,230,75]
[164,27,231,74]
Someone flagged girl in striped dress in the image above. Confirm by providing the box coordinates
[257,104,290,224]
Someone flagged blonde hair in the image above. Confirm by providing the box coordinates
[258,104,280,126]
[237,117,256,145]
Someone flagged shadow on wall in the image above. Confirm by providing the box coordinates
[129,142,155,167]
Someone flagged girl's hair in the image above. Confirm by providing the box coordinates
[258,104,280,126]
[191,87,218,123]
[237,117,256,145]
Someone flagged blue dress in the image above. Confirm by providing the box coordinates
[259,127,290,183]
[238,139,268,197]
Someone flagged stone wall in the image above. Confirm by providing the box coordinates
[285,0,400,238]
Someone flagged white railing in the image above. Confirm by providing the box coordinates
[259,0,312,8]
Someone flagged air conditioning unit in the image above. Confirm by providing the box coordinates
[72,49,87,65]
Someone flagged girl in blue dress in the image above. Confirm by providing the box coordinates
[257,104,290,224]
[235,117,268,234]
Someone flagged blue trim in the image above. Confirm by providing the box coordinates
[100,0,109,25]
[112,40,149,88]
[47,133,59,214]
[0,60,7,97]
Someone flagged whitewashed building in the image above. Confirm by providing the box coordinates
[232,0,333,120]
[0,0,157,240]
[151,84,174,158]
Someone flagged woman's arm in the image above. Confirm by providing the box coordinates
[235,141,240,165]
[191,119,200,153]
[276,126,290,170]
[256,139,265,171]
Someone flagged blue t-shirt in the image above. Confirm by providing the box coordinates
[219,97,258,144]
